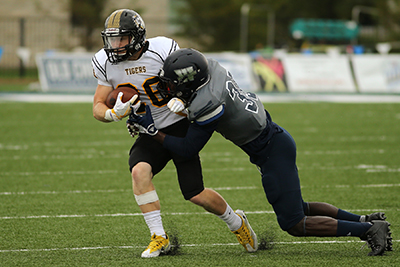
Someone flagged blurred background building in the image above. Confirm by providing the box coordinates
[0,0,193,69]
[2,0,400,93]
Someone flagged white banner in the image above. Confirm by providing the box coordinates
[351,54,400,93]
[205,52,259,91]
[282,54,356,92]
[36,52,97,92]
[36,52,259,93]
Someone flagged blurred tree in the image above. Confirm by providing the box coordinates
[376,0,400,47]
[70,0,106,50]
[174,0,379,52]
[174,0,242,52]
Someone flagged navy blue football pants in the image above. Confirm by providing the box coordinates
[258,128,306,231]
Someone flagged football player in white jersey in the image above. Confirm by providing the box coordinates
[128,48,393,257]
[92,9,258,258]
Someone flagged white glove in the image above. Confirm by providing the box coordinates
[130,99,141,114]
[105,92,139,122]
[167,97,185,113]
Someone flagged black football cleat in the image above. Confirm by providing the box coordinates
[364,212,386,222]
[360,220,390,256]
[362,212,392,251]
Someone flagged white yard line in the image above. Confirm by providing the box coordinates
[0,239,398,253]
[1,183,399,197]
[2,92,400,103]
[259,93,400,103]
[0,170,118,177]
[2,209,397,221]
[0,93,94,103]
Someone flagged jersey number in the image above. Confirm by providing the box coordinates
[118,77,169,107]
[226,80,258,114]
[143,77,169,107]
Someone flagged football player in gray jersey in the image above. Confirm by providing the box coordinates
[92,10,258,257]
[128,48,392,256]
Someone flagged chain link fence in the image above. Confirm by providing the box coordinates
[0,15,171,74]
[0,17,94,71]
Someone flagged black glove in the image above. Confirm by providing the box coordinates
[127,105,158,136]
[126,120,141,138]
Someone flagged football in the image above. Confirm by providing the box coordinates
[106,86,140,108]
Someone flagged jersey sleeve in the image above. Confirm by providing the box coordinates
[195,104,225,126]
[147,37,180,62]
[91,49,111,87]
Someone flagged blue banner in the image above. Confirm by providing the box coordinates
[36,53,97,92]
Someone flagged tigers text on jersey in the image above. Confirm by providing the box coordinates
[188,59,267,146]
[92,36,184,129]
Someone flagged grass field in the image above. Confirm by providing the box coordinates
[0,102,399,266]
[0,69,39,92]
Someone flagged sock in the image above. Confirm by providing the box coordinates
[359,215,367,222]
[143,210,166,238]
[336,220,372,237]
[217,204,242,231]
[336,209,361,222]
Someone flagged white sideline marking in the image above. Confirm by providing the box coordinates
[0,186,258,196]
[2,183,399,197]
[2,92,400,103]
[0,240,398,253]
[360,183,400,188]
[0,167,253,177]
[212,186,258,190]
[0,189,128,196]
[0,211,275,220]
[0,170,118,177]
[0,209,391,220]
[258,93,400,103]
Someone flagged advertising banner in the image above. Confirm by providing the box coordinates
[36,53,97,92]
[351,54,400,93]
[282,54,356,92]
[205,52,259,91]
[37,52,259,93]
[250,53,287,92]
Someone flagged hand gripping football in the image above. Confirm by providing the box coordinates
[106,86,140,108]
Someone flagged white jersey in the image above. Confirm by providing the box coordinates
[92,36,184,129]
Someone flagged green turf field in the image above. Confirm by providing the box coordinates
[0,102,398,266]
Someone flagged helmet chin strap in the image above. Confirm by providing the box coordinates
[128,41,149,60]
[186,92,197,106]
[186,75,210,105]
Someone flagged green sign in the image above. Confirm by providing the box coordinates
[290,19,359,40]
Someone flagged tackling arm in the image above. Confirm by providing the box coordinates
[161,104,225,157]
[162,121,217,158]
[127,104,221,157]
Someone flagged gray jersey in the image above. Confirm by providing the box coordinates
[187,59,267,146]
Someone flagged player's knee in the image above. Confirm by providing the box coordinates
[286,217,306,237]
[131,162,152,183]
[189,193,203,206]
[188,188,210,206]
